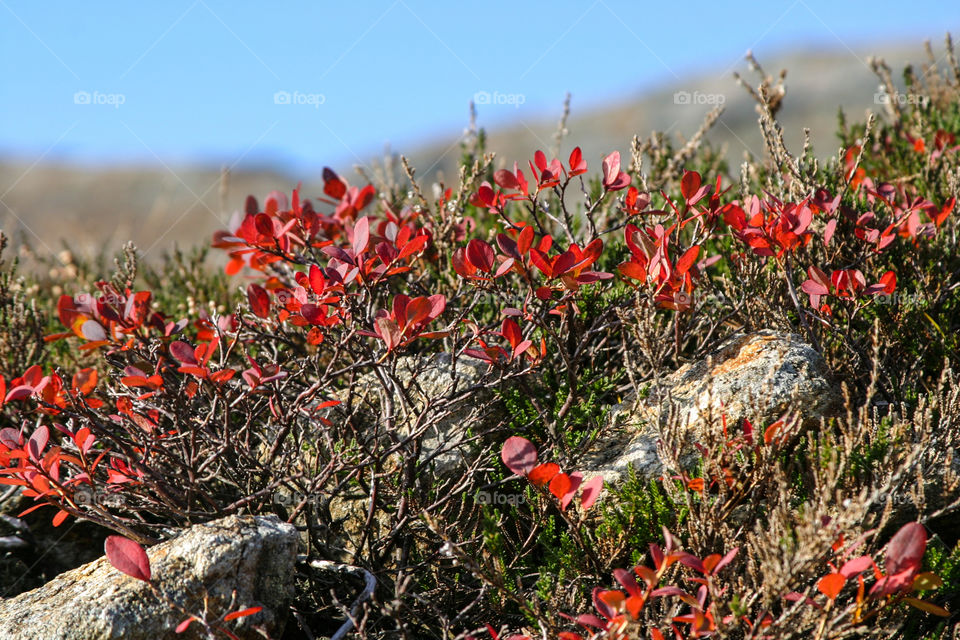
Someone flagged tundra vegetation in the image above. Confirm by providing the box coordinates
[1,35,960,640]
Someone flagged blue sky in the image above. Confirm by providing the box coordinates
[1,1,954,174]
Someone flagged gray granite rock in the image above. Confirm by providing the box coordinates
[0,515,298,640]
[363,352,498,473]
[587,331,842,486]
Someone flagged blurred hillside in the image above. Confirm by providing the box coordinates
[0,44,920,260]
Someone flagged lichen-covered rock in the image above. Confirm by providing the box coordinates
[588,331,842,485]
[0,515,298,640]
[363,352,499,473]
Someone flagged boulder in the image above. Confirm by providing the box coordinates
[361,352,499,473]
[587,331,842,485]
[321,352,500,558]
[0,515,298,640]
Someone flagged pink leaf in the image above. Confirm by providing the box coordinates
[840,555,874,578]
[5,385,34,402]
[27,425,49,461]
[353,216,370,254]
[427,294,446,319]
[886,522,926,577]
[602,151,621,185]
[170,341,198,365]
[580,475,604,510]
[559,472,582,510]
[80,320,107,342]
[104,535,151,582]
[501,436,537,476]
[176,618,197,633]
[823,218,837,246]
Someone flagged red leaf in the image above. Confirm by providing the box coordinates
[496,233,521,260]
[501,318,523,348]
[517,226,534,256]
[568,146,587,175]
[0,427,20,448]
[376,317,402,351]
[534,150,548,172]
[619,261,647,281]
[52,509,69,527]
[300,304,328,326]
[105,535,151,582]
[675,246,700,275]
[494,169,519,190]
[308,264,326,295]
[549,472,572,501]
[501,436,537,476]
[72,368,98,395]
[405,297,433,327]
[528,462,559,486]
[552,250,577,277]
[254,213,275,237]
[322,167,347,199]
[681,171,702,202]
[397,235,428,261]
[451,248,476,278]
[801,279,829,296]
[466,239,496,273]
[817,573,845,599]
[224,606,263,621]
[529,249,553,278]
[247,284,271,318]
